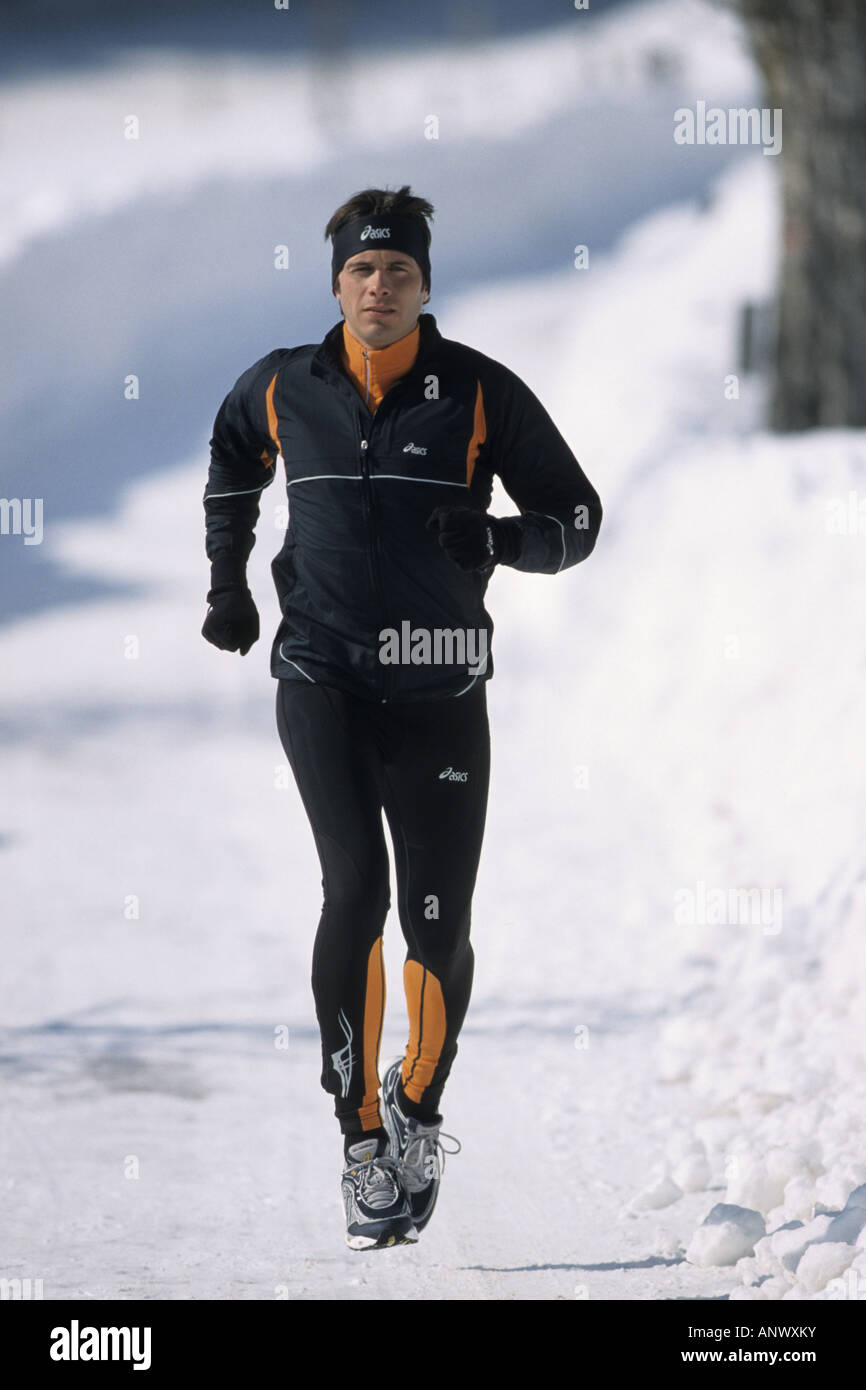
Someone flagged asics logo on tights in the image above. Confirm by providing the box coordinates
[439,767,468,782]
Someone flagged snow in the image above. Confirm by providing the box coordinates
[796,1243,858,1296]
[0,0,756,267]
[671,1150,712,1194]
[624,1171,684,1213]
[686,1204,766,1268]
[2,0,866,1299]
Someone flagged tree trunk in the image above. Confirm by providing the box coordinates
[734,0,866,430]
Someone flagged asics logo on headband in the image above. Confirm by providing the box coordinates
[360,225,391,240]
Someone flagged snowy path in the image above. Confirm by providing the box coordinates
[0,958,731,1300]
[0,679,741,1300]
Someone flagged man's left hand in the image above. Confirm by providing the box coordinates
[425,506,504,572]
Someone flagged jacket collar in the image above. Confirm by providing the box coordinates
[312,311,441,386]
[339,318,420,403]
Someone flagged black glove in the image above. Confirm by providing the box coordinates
[202,554,260,655]
[425,506,516,572]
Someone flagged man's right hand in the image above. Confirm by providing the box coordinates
[202,576,260,656]
[202,588,259,654]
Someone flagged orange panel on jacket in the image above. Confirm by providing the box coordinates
[340,321,420,412]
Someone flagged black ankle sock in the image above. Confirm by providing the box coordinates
[396,1078,441,1126]
[343,1127,388,1158]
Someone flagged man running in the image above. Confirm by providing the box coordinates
[202,185,602,1250]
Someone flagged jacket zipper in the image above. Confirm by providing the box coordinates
[363,372,418,706]
[347,348,420,705]
[359,429,391,703]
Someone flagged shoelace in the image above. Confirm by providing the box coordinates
[351,1153,401,1209]
[403,1128,462,1188]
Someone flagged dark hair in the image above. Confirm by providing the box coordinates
[325,184,435,294]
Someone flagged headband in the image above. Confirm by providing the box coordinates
[331,213,431,291]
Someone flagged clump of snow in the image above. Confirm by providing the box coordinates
[686,1204,765,1267]
[623,1169,683,1214]
[651,1227,685,1258]
[755,1216,834,1278]
[726,1142,820,1214]
[796,1242,857,1295]
[671,1149,713,1194]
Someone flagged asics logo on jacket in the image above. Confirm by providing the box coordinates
[204,313,602,704]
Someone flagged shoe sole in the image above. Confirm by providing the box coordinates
[346,1223,419,1251]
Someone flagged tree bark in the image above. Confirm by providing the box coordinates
[733,0,866,430]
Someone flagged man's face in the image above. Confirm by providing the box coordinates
[334,248,429,348]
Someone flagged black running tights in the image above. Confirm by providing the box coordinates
[275,678,490,1140]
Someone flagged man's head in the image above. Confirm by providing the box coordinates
[325,185,434,348]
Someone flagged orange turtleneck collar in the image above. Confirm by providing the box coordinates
[339,319,420,412]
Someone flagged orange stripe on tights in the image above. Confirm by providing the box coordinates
[359,936,386,1131]
[402,960,447,1105]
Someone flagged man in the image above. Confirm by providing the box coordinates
[202,185,602,1250]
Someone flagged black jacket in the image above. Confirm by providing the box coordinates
[204,312,602,702]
